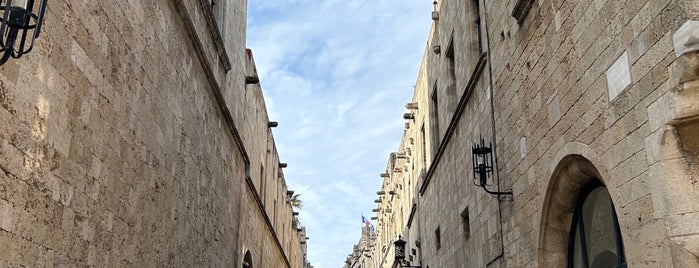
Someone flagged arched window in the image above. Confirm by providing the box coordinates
[568,180,626,268]
[242,250,253,268]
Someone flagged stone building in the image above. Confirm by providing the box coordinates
[364,0,699,267]
[345,225,377,268]
[0,0,310,267]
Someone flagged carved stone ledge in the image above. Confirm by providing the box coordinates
[674,21,699,57]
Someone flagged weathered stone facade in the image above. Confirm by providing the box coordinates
[363,0,699,267]
[0,0,309,267]
[344,225,377,268]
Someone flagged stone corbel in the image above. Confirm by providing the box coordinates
[670,20,699,124]
[674,21,699,57]
[648,20,699,260]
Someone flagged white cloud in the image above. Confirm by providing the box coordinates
[247,0,431,266]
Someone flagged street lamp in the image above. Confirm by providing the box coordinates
[394,236,421,268]
[0,0,47,66]
[472,138,512,196]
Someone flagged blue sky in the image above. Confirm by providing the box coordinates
[246,1,431,267]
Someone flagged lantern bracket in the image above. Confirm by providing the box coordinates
[471,138,512,196]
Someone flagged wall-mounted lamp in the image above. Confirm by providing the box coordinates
[0,0,47,66]
[245,75,259,84]
[394,236,421,268]
[472,138,512,196]
[268,121,278,127]
[431,1,439,21]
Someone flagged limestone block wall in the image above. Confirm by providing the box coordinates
[366,0,699,267]
[0,0,305,267]
[239,50,304,268]
[488,0,699,266]
[366,47,435,268]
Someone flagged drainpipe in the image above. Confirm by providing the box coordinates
[482,0,508,265]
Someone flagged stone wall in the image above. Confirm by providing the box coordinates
[365,0,699,267]
[0,0,306,267]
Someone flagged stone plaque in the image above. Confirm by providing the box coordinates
[605,51,631,102]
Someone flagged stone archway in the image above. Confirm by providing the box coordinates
[538,154,607,267]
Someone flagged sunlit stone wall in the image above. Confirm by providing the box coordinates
[0,1,305,267]
[366,0,699,267]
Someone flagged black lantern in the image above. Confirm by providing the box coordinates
[471,138,512,196]
[472,138,493,187]
[394,236,421,268]
[0,0,47,66]
[394,236,406,260]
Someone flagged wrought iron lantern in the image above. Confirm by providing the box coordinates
[0,0,47,66]
[394,236,421,268]
[394,236,406,260]
[472,138,493,187]
[472,138,512,196]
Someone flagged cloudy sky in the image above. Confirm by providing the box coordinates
[246,1,431,266]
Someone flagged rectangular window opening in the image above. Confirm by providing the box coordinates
[435,226,442,250]
[430,85,440,154]
[211,0,225,36]
[461,207,471,241]
[473,0,482,54]
[421,124,428,168]
[446,38,455,80]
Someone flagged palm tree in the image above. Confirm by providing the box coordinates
[290,193,302,209]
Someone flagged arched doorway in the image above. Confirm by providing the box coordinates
[242,250,253,268]
[568,180,626,267]
[538,155,627,267]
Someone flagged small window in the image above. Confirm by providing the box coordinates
[512,0,535,24]
[210,0,225,34]
[435,226,441,250]
[260,165,265,203]
[243,250,253,268]
[472,0,482,54]
[568,180,627,268]
[461,207,470,241]
[430,85,440,152]
[445,38,455,80]
[421,124,427,168]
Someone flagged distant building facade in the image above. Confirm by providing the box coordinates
[345,225,378,268]
[361,0,699,267]
[0,1,310,267]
